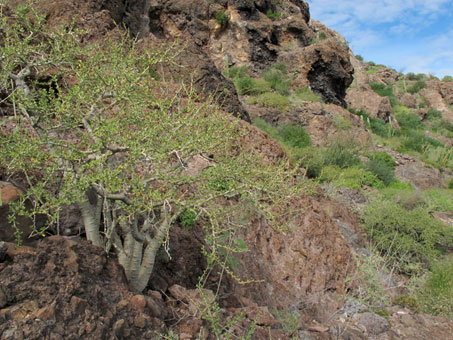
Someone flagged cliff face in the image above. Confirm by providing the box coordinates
[23,0,353,113]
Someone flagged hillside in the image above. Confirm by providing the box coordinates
[0,1,452,339]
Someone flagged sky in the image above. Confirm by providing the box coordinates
[305,0,453,78]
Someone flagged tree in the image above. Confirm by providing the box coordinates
[0,3,303,291]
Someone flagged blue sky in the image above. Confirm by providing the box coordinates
[305,0,453,78]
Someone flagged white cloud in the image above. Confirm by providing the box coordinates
[307,0,451,25]
[306,0,453,76]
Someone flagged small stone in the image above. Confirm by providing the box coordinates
[113,319,125,337]
[70,296,87,316]
[130,294,146,313]
[353,312,390,335]
[116,299,129,310]
[134,314,147,328]
[34,303,56,321]
[85,322,96,334]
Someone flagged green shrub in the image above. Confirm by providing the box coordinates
[215,11,229,26]
[355,54,364,62]
[422,145,453,170]
[423,189,453,212]
[392,295,419,309]
[226,65,248,79]
[398,130,444,153]
[362,201,453,274]
[442,75,453,82]
[262,68,290,96]
[387,181,413,190]
[416,258,453,317]
[293,87,322,102]
[365,159,395,186]
[320,166,384,190]
[249,92,290,111]
[179,209,198,230]
[295,146,324,178]
[234,76,254,95]
[369,152,397,169]
[407,80,426,94]
[393,104,412,116]
[250,78,272,94]
[369,117,393,137]
[426,109,442,121]
[323,139,361,168]
[430,119,453,139]
[370,83,398,106]
[266,10,282,20]
[234,77,271,95]
[252,118,278,139]
[396,112,423,130]
[277,123,311,148]
[449,179,453,189]
[406,73,427,81]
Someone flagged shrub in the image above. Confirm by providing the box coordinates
[416,258,453,317]
[426,109,442,121]
[370,83,398,107]
[398,130,444,153]
[449,179,453,189]
[365,159,395,186]
[407,80,426,94]
[442,75,453,82]
[277,123,311,148]
[179,209,198,230]
[252,118,278,139]
[393,104,411,116]
[262,67,290,96]
[396,112,423,130]
[423,189,453,212]
[234,77,271,95]
[293,87,322,102]
[406,73,427,81]
[266,10,282,20]
[422,145,453,170]
[320,166,384,190]
[355,54,364,62]
[234,76,254,95]
[369,117,393,137]
[362,201,453,274]
[226,65,248,79]
[249,92,290,111]
[323,139,361,168]
[251,78,272,94]
[295,147,324,178]
[369,152,397,169]
[387,181,413,190]
[215,11,229,26]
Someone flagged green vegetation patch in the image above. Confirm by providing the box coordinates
[291,87,322,103]
[362,200,453,274]
[407,80,426,94]
[415,258,453,318]
[247,92,290,111]
[215,11,229,26]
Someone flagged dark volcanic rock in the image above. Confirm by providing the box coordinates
[0,236,165,339]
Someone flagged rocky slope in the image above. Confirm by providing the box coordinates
[1,1,453,340]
